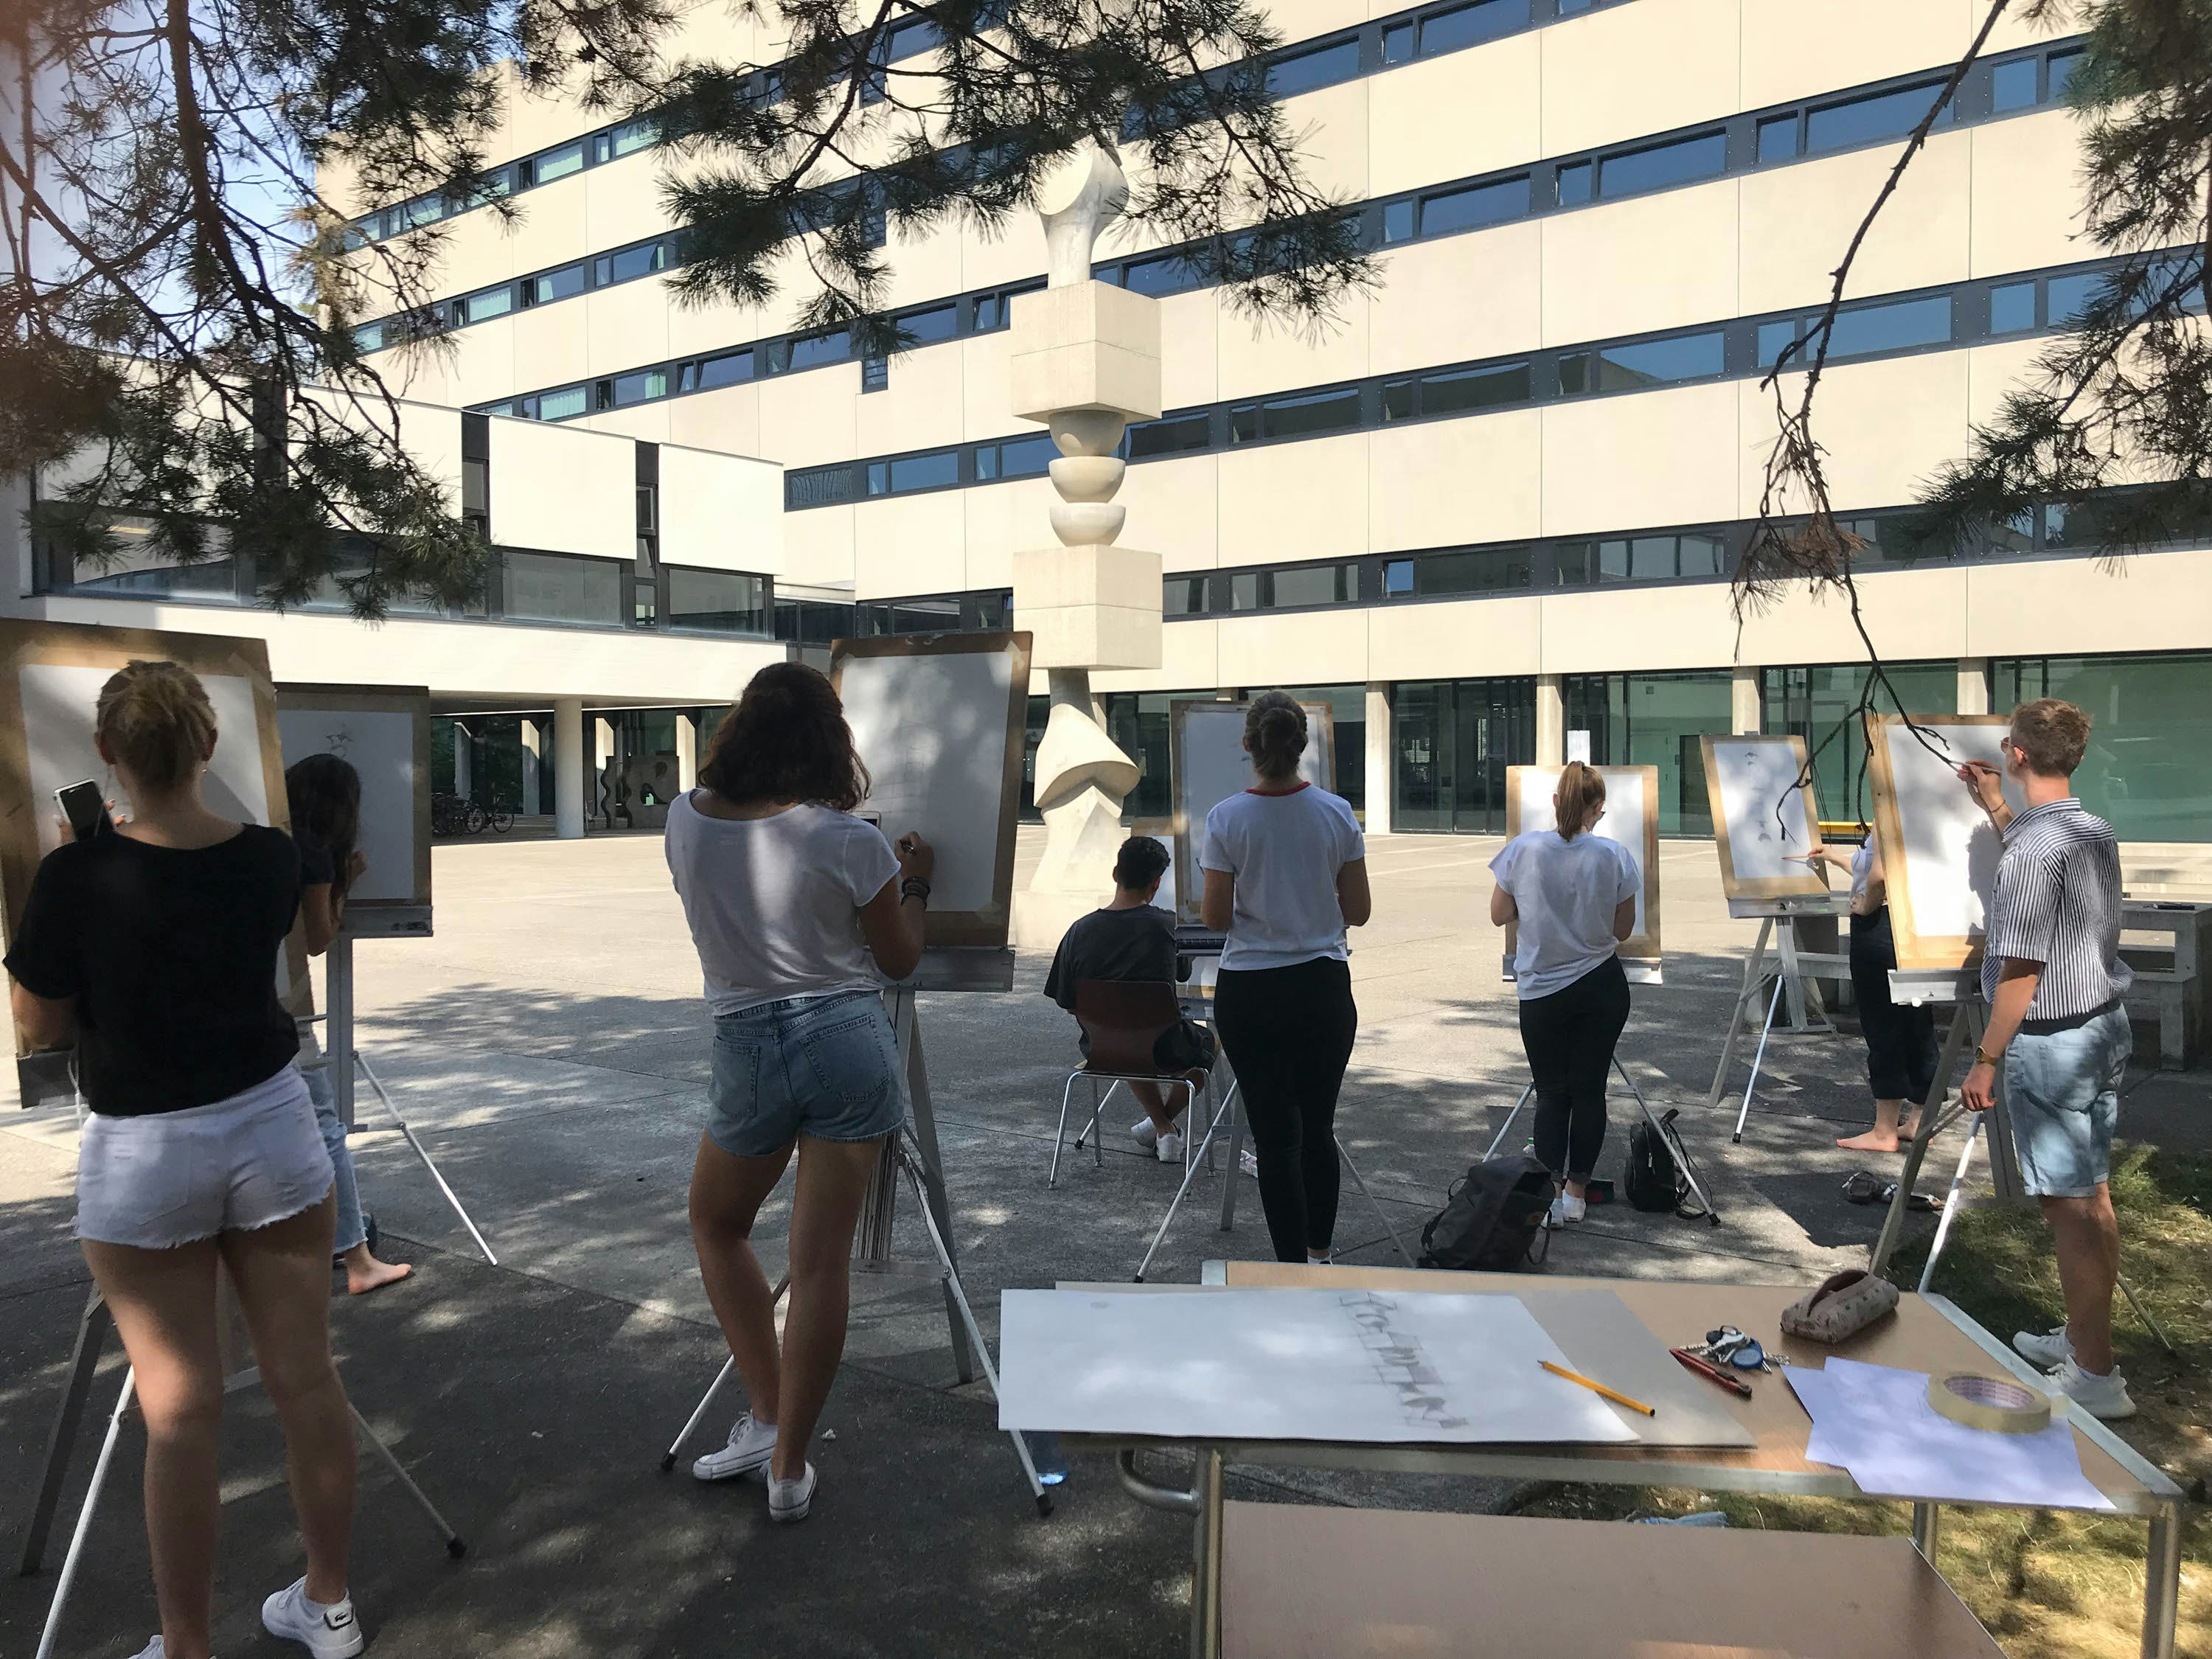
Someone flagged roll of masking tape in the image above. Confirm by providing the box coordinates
[1927,1371,2052,1433]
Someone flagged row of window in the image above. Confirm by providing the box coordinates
[437,32,2086,438]
[781,250,2192,510]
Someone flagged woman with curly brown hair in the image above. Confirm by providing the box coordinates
[664,660,932,1522]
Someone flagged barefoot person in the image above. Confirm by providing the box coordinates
[5,661,363,1659]
[1043,834,1217,1161]
[286,754,412,1295]
[1489,761,1639,1227]
[1200,692,1370,1265]
[1957,698,2137,1419]
[666,662,931,1520]
[1803,836,1938,1153]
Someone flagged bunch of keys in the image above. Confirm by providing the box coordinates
[1691,1326,1780,1373]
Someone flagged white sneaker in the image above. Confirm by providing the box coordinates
[1130,1116,1159,1150]
[2045,1356,2136,1420]
[768,1462,817,1523]
[262,1576,364,1658]
[692,1411,777,1481]
[1547,1192,1586,1227]
[2012,1324,2073,1368]
[1156,1131,1185,1164]
[128,1640,192,1659]
[1239,1150,1259,1178]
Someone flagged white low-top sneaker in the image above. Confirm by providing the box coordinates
[1239,1150,1259,1179]
[1156,1131,1186,1164]
[2011,1324,2073,1368]
[2045,1356,2137,1421]
[1130,1116,1159,1150]
[128,1639,190,1658]
[1547,1192,1586,1227]
[262,1576,364,1658]
[768,1462,818,1523]
[693,1411,778,1481]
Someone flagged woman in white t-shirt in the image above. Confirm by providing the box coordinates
[1802,836,1937,1152]
[664,661,932,1523]
[1487,762,1640,1225]
[1199,692,1371,1264]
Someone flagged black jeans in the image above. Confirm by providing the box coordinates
[1212,957,1357,1262]
[1848,906,1938,1104]
[1517,956,1631,1183]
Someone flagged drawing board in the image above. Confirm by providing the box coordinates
[276,686,432,934]
[1700,734,1829,902]
[1166,700,1336,926]
[0,621,307,1088]
[1505,765,1661,975]
[830,632,1033,948]
[1865,714,2027,970]
[998,1287,1640,1445]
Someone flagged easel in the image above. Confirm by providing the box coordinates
[321,924,498,1265]
[1126,938,1415,1281]
[1704,894,1851,1144]
[1867,970,2175,1352]
[659,950,1053,1514]
[1483,1056,1722,1225]
[19,1276,465,1659]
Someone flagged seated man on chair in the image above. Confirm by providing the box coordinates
[1044,835,1217,1162]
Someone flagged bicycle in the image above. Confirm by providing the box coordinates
[484,794,515,834]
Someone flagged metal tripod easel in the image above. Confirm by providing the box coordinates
[1486,1054,1722,1225]
[1703,894,1851,1145]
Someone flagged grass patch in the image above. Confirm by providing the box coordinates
[1519,1142,2211,1658]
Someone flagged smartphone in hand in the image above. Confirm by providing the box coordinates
[55,779,113,843]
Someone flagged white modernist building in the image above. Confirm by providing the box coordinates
[13,0,2212,866]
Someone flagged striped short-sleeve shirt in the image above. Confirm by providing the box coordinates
[1980,797,2132,1018]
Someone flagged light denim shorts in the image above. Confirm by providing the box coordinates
[77,1065,334,1248]
[2005,1004,2130,1199]
[706,990,905,1158]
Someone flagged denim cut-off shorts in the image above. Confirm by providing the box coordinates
[77,1065,334,1248]
[2005,1004,2130,1200]
[707,990,905,1158]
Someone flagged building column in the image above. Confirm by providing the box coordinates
[1363,683,1392,835]
[1731,665,1762,734]
[452,720,473,800]
[1957,658,1991,716]
[1534,675,1565,765]
[675,712,699,790]
[554,698,585,839]
[520,718,543,815]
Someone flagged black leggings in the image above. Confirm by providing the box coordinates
[1213,957,1358,1262]
[1849,906,1938,1104]
[1517,956,1631,1183]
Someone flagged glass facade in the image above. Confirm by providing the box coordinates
[501,551,625,625]
[1562,671,1734,836]
[666,568,768,633]
[1391,678,1537,832]
[1990,653,2212,841]
[1278,685,1367,817]
[1761,661,1958,827]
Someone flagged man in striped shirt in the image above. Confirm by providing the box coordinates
[1957,698,2136,1420]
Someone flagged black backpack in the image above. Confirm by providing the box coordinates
[1418,1155,1557,1272]
[1624,1108,1709,1219]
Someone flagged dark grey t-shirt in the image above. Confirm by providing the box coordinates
[1044,905,1178,1011]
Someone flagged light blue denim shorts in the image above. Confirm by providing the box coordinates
[2005,1004,2130,1199]
[706,990,904,1158]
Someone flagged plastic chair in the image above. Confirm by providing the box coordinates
[1050,979,1211,1188]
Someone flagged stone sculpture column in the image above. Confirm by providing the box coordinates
[1009,143,1164,952]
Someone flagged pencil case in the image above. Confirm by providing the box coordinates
[1779,1268,1899,1343]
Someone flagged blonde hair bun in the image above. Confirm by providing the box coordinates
[94,660,217,793]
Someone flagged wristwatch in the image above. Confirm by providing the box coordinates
[1973,1046,2002,1068]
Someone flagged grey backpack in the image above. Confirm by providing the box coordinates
[1418,1155,1557,1272]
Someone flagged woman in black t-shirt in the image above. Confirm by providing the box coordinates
[5,661,365,1659]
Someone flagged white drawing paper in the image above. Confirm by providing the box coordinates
[838,647,1016,915]
[1876,720,2028,944]
[997,1287,1639,1445]
[1512,766,1649,939]
[1785,1358,2113,1511]
[1172,703,1334,924]
[1708,737,1820,887]
[277,707,420,905]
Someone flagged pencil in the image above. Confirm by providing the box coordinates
[1540,1358,1657,1416]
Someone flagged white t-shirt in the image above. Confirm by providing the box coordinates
[1198,785,1365,972]
[1850,843,1874,902]
[1489,829,1641,1001]
[664,793,900,1015]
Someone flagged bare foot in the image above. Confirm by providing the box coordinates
[345,1248,414,1295]
[1835,1129,1904,1154]
[1897,1115,1922,1141]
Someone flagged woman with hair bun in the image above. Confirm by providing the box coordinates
[4,660,364,1659]
[1487,760,1640,1226]
[1198,691,1371,1265]
[666,660,932,1523]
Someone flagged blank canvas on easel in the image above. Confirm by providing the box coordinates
[1865,714,2028,971]
[1167,700,1335,926]
[276,686,432,928]
[1701,734,1829,902]
[831,632,1033,949]
[1505,765,1662,975]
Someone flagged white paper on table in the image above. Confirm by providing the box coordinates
[996,1288,1640,1445]
[1785,1358,2114,1511]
